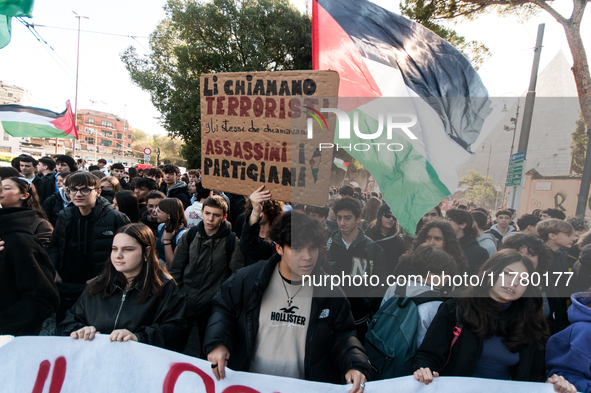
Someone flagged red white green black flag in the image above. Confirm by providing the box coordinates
[0,101,79,139]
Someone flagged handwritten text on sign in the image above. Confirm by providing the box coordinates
[0,335,557,393]
[200,71,338,206]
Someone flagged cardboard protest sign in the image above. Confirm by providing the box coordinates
[0,335,555,393]
[200,71,339,206]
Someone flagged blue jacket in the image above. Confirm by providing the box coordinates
[546,292,591,393]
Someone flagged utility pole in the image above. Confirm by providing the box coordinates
[576,126,591,217]
[73,11,88,159]
[509,23,544,214]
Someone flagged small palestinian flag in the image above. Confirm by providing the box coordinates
[0,101,79,139]
[313,0,492,233]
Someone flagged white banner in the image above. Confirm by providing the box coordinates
[0,335,556,393]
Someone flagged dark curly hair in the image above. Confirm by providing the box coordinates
[500,233,553,274]
[446,208,478,238]
[457,249,549,352]
[403,219,466,273]
[269,210,326,249]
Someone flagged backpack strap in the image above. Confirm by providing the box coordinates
[185,226,199,246]
[442,304,463,370]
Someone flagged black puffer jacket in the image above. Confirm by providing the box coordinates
[573,244,591,293]
[49,196,130,288]
[32,171,56,204]
[203,254,374,383]
[42,190,71,227]
[239,218,275,266]
[161,181,191,209]
[57,274,188,351]
[413,298,547,381]
[460,236,489,276]
[0,208,59,335]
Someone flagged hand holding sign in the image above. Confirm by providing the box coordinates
[70,326,100,341]
[248,185,271,225]
[207,344,230,381]
[110,329,138,343]
[345,369,368,393]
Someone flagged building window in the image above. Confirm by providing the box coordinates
[101,120,113,127]
[127,143,131,148]
[88,118,94,123]
[128,135,131,139]
[3,131,9,141]
[102,130,112,137]
[117,133,122,139]
[116,142,121,148]
[102,140,112,147]
[85,127,94,134]
[85,137,95,144]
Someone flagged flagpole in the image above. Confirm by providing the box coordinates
[73,12,88,159]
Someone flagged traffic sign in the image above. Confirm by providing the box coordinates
[143,147,152,155]
[144,154,151,162]
[510,151,525,162]
[506,178,522,187]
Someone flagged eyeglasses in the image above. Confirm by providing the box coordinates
[383,213,395,219]
[66,187,98,196]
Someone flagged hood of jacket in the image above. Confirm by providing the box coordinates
[329,226,367,248]
[478,232,497,243]
[168,180,188,193]
[196,219,231,240]
[489,224,516,238]
[0,207,36,236]
[568,292,591,324]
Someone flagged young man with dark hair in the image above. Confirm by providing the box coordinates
[204,211,372,390]
[517,214,541,236]
[33,156,57,204]
[134,177,158,216]
[537,219,577,333]
[326,196,385,343]
[339,185,355,197]
[110,163,130,190]
[446,208,489,275]
[470,210,497,257]
[160,164,191,209]
[170,195,243,358]
[19,155,38,182]
[144,167,163,188]
[541,208,567,221]
[140,190,166,235]
[97,158,109,176]
[49,172,130,323]
[485,209,516,244]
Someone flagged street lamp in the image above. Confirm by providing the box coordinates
[72,11,88,159]
[481,139,492,207]
[500,92,521,208]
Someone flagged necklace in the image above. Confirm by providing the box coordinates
[279,268,303,307]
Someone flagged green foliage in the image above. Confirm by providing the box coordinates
[571,113,588,174]
[399,0,492,69]
[180,139,201,169]
[460,169,496,203]
[121,0,312,164]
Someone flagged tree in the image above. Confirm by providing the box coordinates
[121,0,312,168]
[571,113,587,174]
[400,0,590,128]
[460,169,497,205]
[400,0,491,69]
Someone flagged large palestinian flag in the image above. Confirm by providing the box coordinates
[313,0,492,233]
[0,101,79,139]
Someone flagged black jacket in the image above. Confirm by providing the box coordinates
[572,244,591,293]
[365,227,406,275]
[0,208,59,335]
[161,181,191,209]
[57,274,188,351]
[413,299,547,382]
[325,228,386,323]
[42,191,71,227]
[460,236,489,276]
[32,171,57,204]
[239,218,276,266]
[49,196,130,291]
[203,254,374,383]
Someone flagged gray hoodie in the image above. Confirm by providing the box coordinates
[477,232,498,257]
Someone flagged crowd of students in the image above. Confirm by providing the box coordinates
[1,154,589,393]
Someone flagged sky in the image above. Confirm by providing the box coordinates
[1,0,589,137]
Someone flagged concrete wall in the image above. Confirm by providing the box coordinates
[519,170,591,217]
